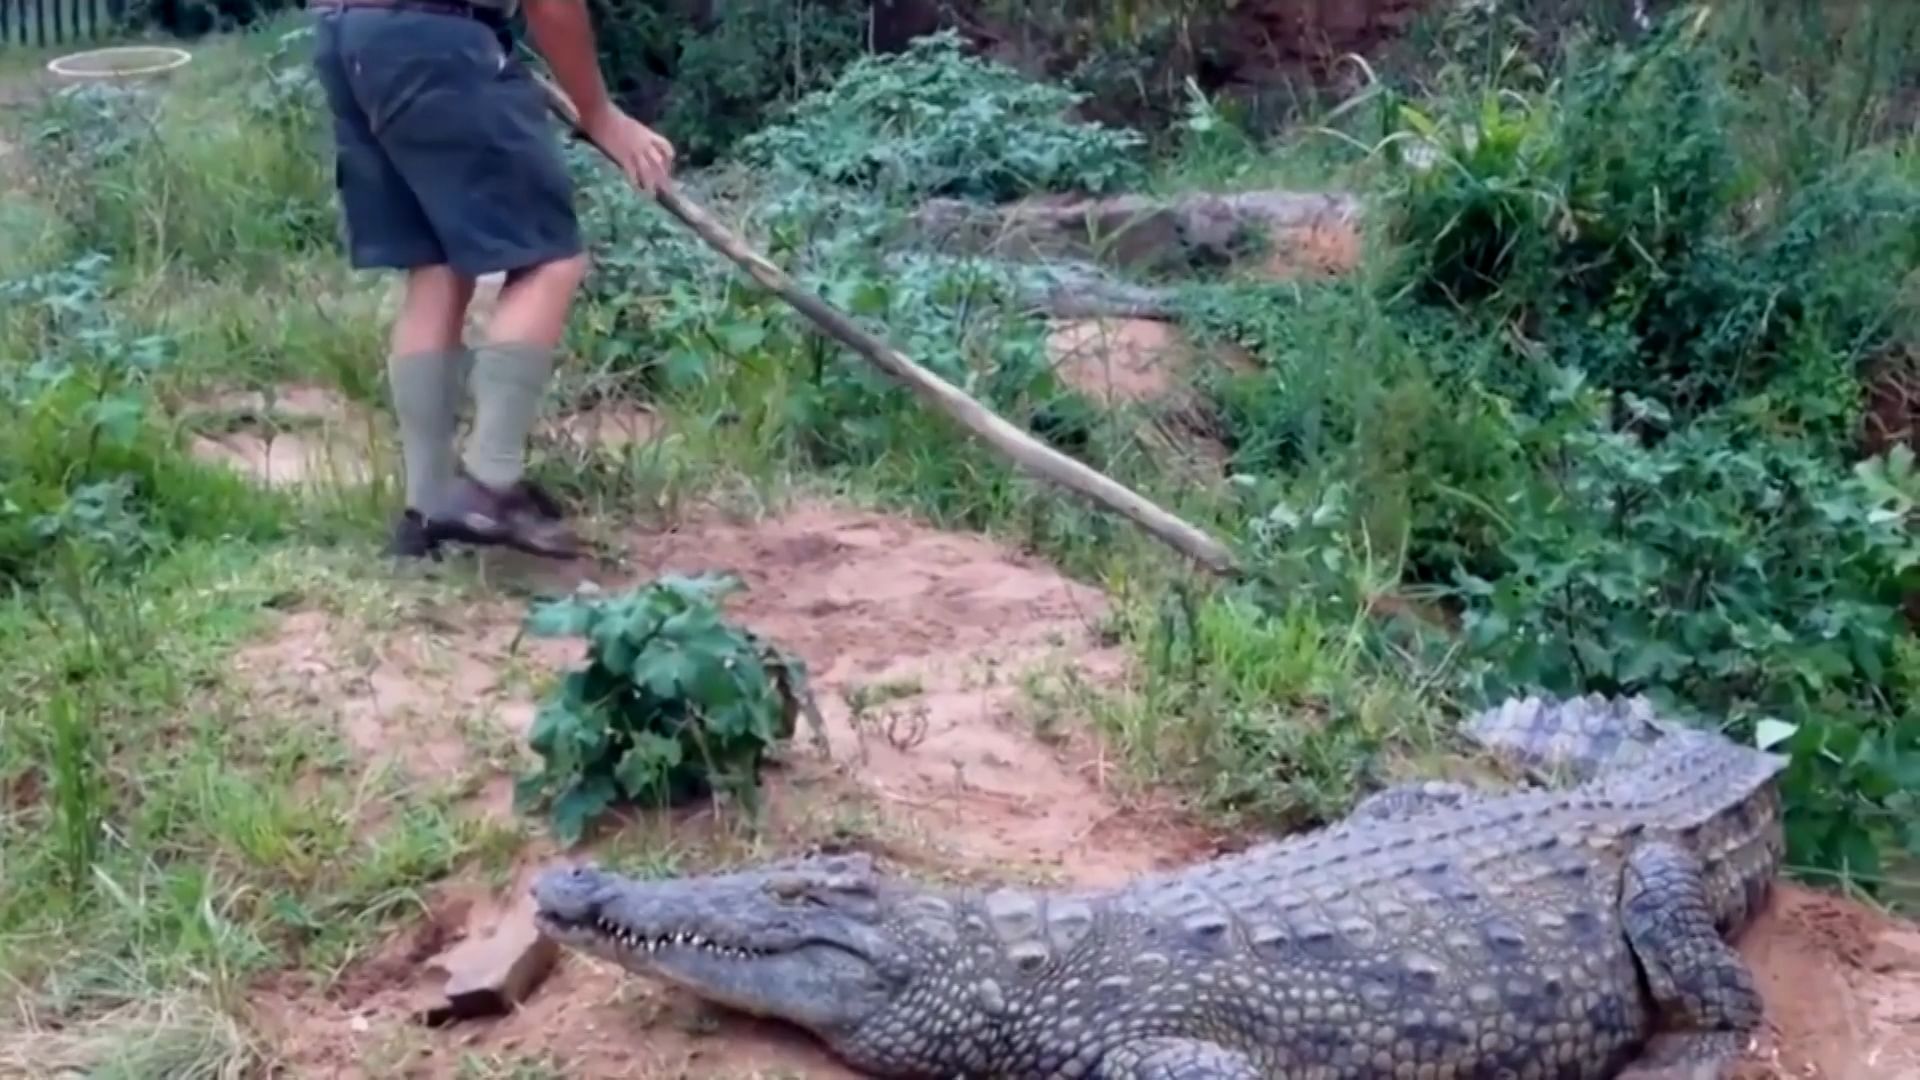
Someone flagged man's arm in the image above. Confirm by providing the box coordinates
[521,0,674,192]
[520,0,613,128]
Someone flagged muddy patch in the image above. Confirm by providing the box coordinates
[1257,211,1363,279]
[186,381,666,493]
[1736,882,1920,1078]
[229,600,576,806]
[1045,317,1246,482]
[541,398,669,457]
[1048,317,1201,406]
[185,383,377,492]
[622,501,1214,882]
[232,499,1203,875]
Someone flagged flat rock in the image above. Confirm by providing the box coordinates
[419,900,559,1027]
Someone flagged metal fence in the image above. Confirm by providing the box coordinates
[1,0,130,48]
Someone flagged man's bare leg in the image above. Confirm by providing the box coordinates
[487,252,589,349]
[392,264,475,357]
[385,265,475,557]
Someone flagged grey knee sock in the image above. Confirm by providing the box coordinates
[447,345,475,432]
[387,347,464,512]
[461,340,556,490]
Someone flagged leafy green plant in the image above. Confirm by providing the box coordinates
[1375,6,1920,421]
[576,0,866,164]
[0,255,285,590]
[1440,383,1920,879]
[513,575,821,845]
[563,147,1091,493]
[738,31,1149,201]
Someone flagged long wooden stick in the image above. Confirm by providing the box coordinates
[534,76,1240,576]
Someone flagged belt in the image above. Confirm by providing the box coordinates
[309,0,501,20]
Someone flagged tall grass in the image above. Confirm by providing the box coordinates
[28,21,333,284]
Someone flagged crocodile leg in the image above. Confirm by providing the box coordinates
[1616,840,1766,1080]
[1349,779,1478,821]
[1093,1038,1262,1079]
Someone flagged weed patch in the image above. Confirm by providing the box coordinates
[1167,5,1920,885]
[739,31,1147,201]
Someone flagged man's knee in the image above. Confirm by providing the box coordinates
[504,252,590,293]
[398,265,477,325]
[404,265,477,304]
[392,265,477,353]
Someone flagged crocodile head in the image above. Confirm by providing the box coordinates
[532,852,974,1066]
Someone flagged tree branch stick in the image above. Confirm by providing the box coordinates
[533,75,1240,576]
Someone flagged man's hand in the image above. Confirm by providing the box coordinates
[521,0,672,193]
[582,106,675,194]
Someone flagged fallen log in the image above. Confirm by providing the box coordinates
[532,75,1241,577]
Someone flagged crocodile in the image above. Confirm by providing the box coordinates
[531,694,1787,1079]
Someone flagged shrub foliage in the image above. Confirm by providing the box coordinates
[514,576,819,845]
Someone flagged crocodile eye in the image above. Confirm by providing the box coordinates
[767,875,807,900]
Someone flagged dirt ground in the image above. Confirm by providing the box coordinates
[219,491,1920,1079]
[239,499,1219,1077]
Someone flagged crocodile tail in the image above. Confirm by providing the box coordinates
[1463,693,1678,785]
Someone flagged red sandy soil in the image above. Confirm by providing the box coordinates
[228,500,1920,1079]
[240,501,1218,1076]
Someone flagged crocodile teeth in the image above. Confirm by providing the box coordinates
[597,928,762,959]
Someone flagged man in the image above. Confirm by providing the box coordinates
[309,0,673,559]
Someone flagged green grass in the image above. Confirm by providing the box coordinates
[0,541,514,1058]
[0,34,542,1026]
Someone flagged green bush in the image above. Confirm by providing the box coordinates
[513,575,818,845]
[656,0,866,163]
[563,121,1094,496]
[1378,7,1920,422]
[1178,5,1920,884]
[738,31,1149,201]
[1447,393,1919,878]
[578,0,867,165]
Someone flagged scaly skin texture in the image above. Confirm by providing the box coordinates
[532,695,1787,1079]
